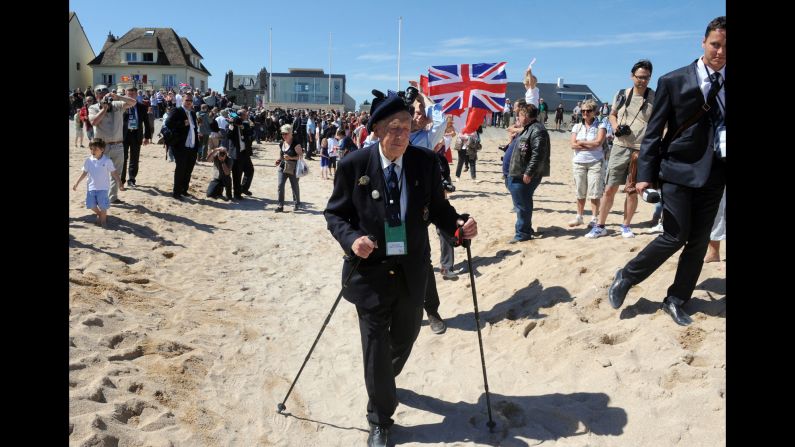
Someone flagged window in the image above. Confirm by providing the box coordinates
[200,80,205,92]
[102,74,115,85]
[189,77,195,88]
[145,30,154,36]
[76,62,80,71]
[143,53,154,62]
[162,74,176,88]
[125,52,138,62]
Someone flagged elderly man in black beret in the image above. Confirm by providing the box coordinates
[324,90,478,447]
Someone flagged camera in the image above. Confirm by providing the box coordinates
[442,179,456,193]
[614,124,631,137]
[103,94,114,105]
[642,188,660,203]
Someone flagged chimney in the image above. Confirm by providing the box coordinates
[107,31,116,43]
[557,77,564,88]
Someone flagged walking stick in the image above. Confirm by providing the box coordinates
[277,235,375,414]
[457,218,496,432]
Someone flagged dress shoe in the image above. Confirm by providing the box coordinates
[608,268,632,309]
[661,296,693,326]
[427,312,447,334]
[172,194,183,201]
[274,206,284,213]
[233,195,245,201]
[127,180,136,187]
[242,190,253,196]
[367,424,389,447]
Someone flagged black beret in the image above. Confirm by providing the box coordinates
[367,90,413,132]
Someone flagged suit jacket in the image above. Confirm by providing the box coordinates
[324,144,463,310]
[164,107,199,150]
[227,121,254,160]
[637,60,722,188]
[122,102,152,144]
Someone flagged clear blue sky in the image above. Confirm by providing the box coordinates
[71,0,725,107]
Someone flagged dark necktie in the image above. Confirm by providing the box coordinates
[386,163,401,226]
[707,72,724,124]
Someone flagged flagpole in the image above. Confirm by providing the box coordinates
[329,32,332,108]
[397,16,402,91]
[269,27,272,104]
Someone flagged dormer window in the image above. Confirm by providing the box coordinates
[125,52,137,62]
[143,52,154,62]
[144,30,154,36]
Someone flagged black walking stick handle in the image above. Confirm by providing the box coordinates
[277,235,376,414]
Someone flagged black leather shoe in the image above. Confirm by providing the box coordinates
[274,206,284,213]
[367,424,389,447]
[242,190,253,196]
[608,268,632,309]
[427,312,447,335]
[661,296,693,326]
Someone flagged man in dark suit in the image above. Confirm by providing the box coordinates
[122,87,152,187]
[324,91,478,447]
[165,95,200,200]
[608,16,726,326]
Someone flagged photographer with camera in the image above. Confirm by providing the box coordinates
[88,84,137,204]
[589,60,656,239]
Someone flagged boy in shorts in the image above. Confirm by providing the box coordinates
[72,139,125,227]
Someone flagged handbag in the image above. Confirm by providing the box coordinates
[296,158,309,178]
[283,159,297,176]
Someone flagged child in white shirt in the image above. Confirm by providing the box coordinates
[72,139,125,227]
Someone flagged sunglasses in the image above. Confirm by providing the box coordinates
[581,109,594,113]
[634,75,651,81]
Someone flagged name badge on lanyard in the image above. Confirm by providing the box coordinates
[384,222,407,256]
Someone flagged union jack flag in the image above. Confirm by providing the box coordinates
[428,62,508,113]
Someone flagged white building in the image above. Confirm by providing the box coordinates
[88,28,210,92]
[69,12,95,90]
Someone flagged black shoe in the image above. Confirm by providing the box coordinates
[274,206,284,213]
[111,198,124,204]
[661,296,693,326]
[608,268,632,309]
[427,313,447,335]
[294,203,301,211]
[128,180,136,187]
[367,424,389,447]
[242,190,253,196]
[172,194,183,201]
[233,195,245,200]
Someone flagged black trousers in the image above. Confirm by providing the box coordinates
[622,160,725,302]
[423,263,440,316]
[123,136,142,184]
[173,145,197,196]
[455,149,469,177]
[232,152,254,197]
[207,175,232,198]
[355,267,423,428]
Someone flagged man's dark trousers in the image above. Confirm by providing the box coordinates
[173,145,198,196]
[355,267,424,428]
[123,134,142,185]
[622,159,725,301]
[232,151,254,196]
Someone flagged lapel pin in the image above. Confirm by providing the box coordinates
[358,175,370,186]
[371,190,380,200]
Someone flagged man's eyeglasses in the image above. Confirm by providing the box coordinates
[634,75,651,81]
[581,109,594,113]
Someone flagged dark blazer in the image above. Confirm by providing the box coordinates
[122,102,152,143]
[325,144,463,310]
[227,121,254,160]
[164,107,199,150]
[637,60,720,188]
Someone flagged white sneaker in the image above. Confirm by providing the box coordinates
[585,225,607,238]
[588,217,599,227]
[568,215,584,227]
[620,224,635,238]
[650,222,664,233]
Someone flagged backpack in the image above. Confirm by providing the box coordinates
[160,121,180,146]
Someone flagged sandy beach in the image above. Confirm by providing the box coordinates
[68,119,725,447]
